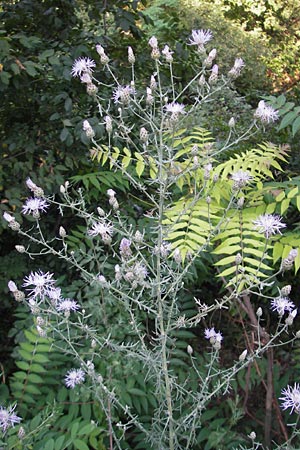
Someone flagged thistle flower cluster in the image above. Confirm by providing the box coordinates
[71,56,98,95]
[9,271,80,324]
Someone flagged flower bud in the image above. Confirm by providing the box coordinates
[256,307,263,318]
[105,115,112,134]
[237,197,244,208]
[296,330,300,339]
[187,345,193,355]
[37,325,47,337]
[86,83,98,96]
[140,127,149,143]
[59,226,67,238]
[151,47,160,60]
[281,285,291,297]
[213,173,219,183]
[235,253,242,265]
[36,316,45,326]
[107,189,116,198]
[9,220,21,231]
[14,290,25,302]
[228,117,235,128]
[83,120,95,139]
[208,64,218,84]
[198,74,206,86]
[249,431,256,440]
[173,248,182,264]
[239,349,247,361]
[133,231,142,244]
[15,245,25,253]
[150,75,157,90]
[97,207,106,217]
[191,145,198,156]
[18,427,25,439]
[128,46,135,64]
[8,281,18,292]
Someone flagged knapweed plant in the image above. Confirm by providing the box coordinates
[2,30,300,450]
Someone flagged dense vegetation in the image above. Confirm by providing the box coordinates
[1,1,300,449]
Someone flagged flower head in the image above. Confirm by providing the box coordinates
[154,242,172,258]
[82,120,95,139]
[204,327,223,349]
[189,29,213,51]
[71,57,96,78]
[162,45,173,63]
[148,36,158,49]
[132,261,148,282]
[231,170,253,188]
[46,287,62,304]
[8,280,18,293]
[22,197,49,217]
[25,177,38,191]
[23,270,55,300]
[65,368,85,389]
[3,211,15,223]
[164,102,185,115]
[228,58,245,77]
[204,327,223,342]
[254,100,279,124]
[0,404,21,433]
[56,298,80,312]
[280,383,300,414]
[120,238,132,258]
[270,297,295,316]
[113,85,135,105]
[253,214,286,239]
[88,221,113,240]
